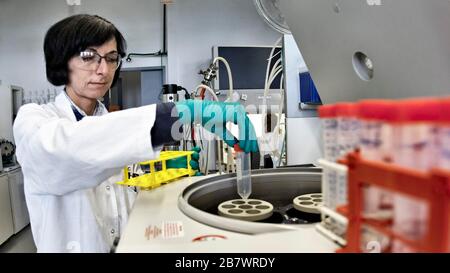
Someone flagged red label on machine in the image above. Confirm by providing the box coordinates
[192,235,227,242]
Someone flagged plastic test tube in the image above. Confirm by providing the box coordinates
[234,144,252,200]
[336,103,359,159]
[335,103,359,207]
[438,99,450,170]
[392,98,440,171]
[318,105,338,162]
[357,100,395,221]
[390,99,440,241]
[318,105,338,209]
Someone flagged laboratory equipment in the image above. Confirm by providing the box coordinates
[335,103,359,159]
[0,82,22,168]
[438,99,450,170]
[356,100,396,224]
[213,46,282,91]
[210,44,286,168]
[359,99,440,236]
[319,105,338,162]
[0,84,14,142]
[254,0,291,34]
[282,0,450,253]
[342,152,450,253]
[299,72,322,110]
[117,167,337,253]
[283,34,322,167]
[0,82,29,242]
[292,0,450,99]
[161,84,178,103]
[212,45,283,112]
[6,166,30,234]
[391,99,441,171]
[388,99,440,242]
[198,63,218,87]
[359,225,390,253]
[278,0,450,102]
[0,173,14,245]
[196,57,233,174]
[392,193,428,241]
[118,0,450,253]
[234,144,252,200]
[318,97,450,252]
[118,151,196,190]
[160,84,192,151]
[161,84,181,151]
[0,139,16,167]
[218,199,274,222]
[293,193,323,214]
[178,167,323,235]
[358,100,396,162]
[161,84,191,103]
[316,104,351,244]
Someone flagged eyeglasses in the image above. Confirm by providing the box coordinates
[77,50,122,71]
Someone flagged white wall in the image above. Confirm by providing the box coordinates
[0,0,65,92]
[167,0,281,91]
[0,0,164,92]
[0,0,280,94]
[1,0,323,165]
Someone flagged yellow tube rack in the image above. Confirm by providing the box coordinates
[117,151,196,190]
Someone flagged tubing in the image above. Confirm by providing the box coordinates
[213,57,234,99]
[195,84,219,101]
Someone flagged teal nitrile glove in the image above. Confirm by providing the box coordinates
[166,146,203,176]
[175,100,259,153]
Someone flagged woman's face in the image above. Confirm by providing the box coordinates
[66,38,119,100]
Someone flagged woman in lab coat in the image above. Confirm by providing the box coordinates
[13,14,258,253]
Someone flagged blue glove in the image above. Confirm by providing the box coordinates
[175,100,259,153]
[166,146,203,176]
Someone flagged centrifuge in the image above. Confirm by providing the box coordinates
[117,167,337,252]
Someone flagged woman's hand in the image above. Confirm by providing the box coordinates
[166,146,203,176]
[175,100,259,153]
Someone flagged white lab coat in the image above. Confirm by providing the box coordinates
[13,92,161,252]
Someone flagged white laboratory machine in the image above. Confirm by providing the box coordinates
[117,0,449,253]
[0,81,30,246]
[116,0,450,253]
[0,173,14,245]
[6,166,29,234]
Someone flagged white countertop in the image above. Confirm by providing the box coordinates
[116,175,339,253]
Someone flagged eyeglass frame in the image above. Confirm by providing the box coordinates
[76,50,123,71]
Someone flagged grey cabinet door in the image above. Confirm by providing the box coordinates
[8,169,29,234]
[0,174,13,245]
[140,70,163,106]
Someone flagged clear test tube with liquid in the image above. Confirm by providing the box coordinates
[234,144,252,200]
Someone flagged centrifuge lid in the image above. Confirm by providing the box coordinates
[278,0,450,103]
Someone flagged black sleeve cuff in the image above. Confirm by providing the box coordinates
[151,102,181,148]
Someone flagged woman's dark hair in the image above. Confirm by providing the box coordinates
[44,14,126,87]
